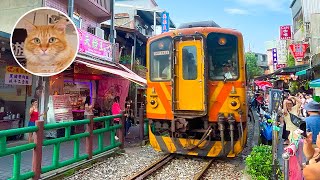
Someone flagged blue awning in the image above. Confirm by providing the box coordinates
[310,79,320,88]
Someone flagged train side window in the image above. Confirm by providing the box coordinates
[182,46,197,80]
[149,38,172,81]
[207,33,239,81]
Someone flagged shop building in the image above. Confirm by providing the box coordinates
[1,0,146,139]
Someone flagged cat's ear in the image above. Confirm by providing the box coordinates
[54,19,68,33]
[24,20,36,33]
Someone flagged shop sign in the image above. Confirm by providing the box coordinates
[52,95,73,122]
[11,29,27,66]
[161,12,169,33]
[289,43,309,60]
[5,66,32,85]
[280,25,292,40]
[276,64,286,69]
[78,28,112,62]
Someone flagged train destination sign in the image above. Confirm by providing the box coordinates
[154,51,170,56]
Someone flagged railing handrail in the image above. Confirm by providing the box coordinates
[0,114,125,180]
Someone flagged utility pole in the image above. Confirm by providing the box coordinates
[110,0,116,61]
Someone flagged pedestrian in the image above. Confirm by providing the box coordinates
[302,132,320,180]
[304,100,320,144]
[125,97,134,135]
[28,99,46,143]
[84,96,93,119]
[112,96,121,140]
[282,95,302,145]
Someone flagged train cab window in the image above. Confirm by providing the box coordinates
[149,38,172,81]
[182,46,197,80]
[207,33,239,81]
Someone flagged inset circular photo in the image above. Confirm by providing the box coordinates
[10,7,79,76]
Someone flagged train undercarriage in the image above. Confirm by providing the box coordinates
[148,116,248,157]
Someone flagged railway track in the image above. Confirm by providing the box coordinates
[193,158,214,180]
[128,154,175,180]
[128,154,214,180]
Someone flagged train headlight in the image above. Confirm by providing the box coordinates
[150,98,158,108]
[228,98,240,110]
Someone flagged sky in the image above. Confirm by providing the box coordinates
[156,0,293,54]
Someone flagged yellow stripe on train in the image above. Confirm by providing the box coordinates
[149,126,248,157]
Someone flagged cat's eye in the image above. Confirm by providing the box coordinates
[49,37,56,43]
[33,38,41,44]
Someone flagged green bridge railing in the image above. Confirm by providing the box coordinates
[0,114,125,180]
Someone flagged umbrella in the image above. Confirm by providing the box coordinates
[255,81,272,90]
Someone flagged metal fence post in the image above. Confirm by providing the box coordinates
[119,112,126,149]
[86,115,94,159]
[139,107,144,141]
[32,120,44,180]
[282,152,290,180]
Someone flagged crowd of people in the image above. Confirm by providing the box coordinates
[251,89,320,179]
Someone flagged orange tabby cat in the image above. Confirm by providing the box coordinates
[23,20,75,74]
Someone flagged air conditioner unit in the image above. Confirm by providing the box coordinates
[95,27,105,39]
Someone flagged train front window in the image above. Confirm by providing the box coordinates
[182,46,197,80]
[149,37,172,81]
[207,33,239,81]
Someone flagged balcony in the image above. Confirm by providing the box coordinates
[75,0,111,22]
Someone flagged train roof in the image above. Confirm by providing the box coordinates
[178,21,220,29]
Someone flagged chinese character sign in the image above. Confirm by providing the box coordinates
[269,89,282,113]
[272,48,278,64]
[161,12,169,33]
[78,29,112,61]
[289,43,309,60]
[280,25,292,40]
[5,66,32,85]
[276,64,286,69]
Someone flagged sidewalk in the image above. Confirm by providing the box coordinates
[0,133,111,180]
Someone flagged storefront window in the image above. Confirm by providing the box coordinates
[182,46,197,80]
[149,37,172,81]
[207,33,239,81]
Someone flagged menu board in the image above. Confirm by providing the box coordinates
[47,95,73,123]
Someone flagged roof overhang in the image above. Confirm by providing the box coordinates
[136,9,176,28]
[75,59,146,86]
[273,64,309,75]
[101,24,147,42]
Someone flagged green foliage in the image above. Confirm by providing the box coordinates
[120,55,131,64]
[287,53,295,67]
[245,145,283,180]
[245,52,264,79]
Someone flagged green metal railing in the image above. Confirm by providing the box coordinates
[0,126,38,180]
[0,114,123,180]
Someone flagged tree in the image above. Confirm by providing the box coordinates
[287,53,295,67]
[246,52,264,79]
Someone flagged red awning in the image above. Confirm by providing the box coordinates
[75,59,147,86]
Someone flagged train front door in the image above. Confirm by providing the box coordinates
[174,40,205,111]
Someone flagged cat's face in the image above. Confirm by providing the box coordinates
[24,20,68,61]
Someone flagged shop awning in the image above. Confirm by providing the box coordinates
[273,64,309,75]
[310,79,320,88]
[75,59,147,86]
[296,67,313,76]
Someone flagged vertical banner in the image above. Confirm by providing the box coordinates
[161,11,169,33]
[280,25,292,40]
[272,48,278,66]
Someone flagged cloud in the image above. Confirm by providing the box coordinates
[235,0,291,12]
[224,8,250,15]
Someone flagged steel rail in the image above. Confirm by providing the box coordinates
[128,154,174,180]
[193,158,214,180]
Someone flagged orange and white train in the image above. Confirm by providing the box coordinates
[146,21,248,157]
